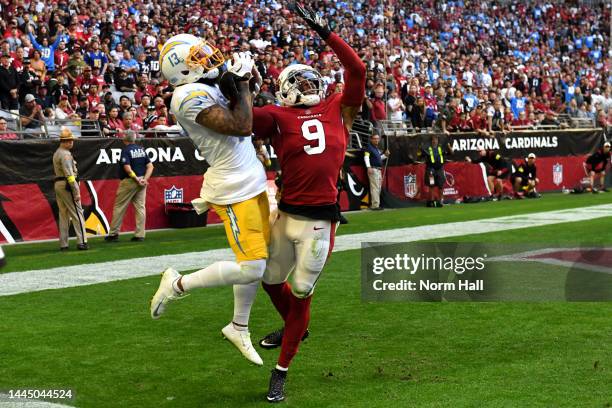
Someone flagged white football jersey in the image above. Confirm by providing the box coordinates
[171,82,267,205]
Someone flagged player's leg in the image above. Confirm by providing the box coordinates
[262,210,296,322]
[231,192,271,327]
[179,195,268,290]
[267,215,335,402]
[151,195,266,319]
[221,192,271,365]
[599,171,606,191]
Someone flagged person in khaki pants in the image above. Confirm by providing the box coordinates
[105,131,154,242]
[53,128,88,250]
[363,134,389,210]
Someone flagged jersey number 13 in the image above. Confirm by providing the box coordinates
[301,119,326,155]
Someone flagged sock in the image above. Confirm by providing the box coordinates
[275,364,288,372]
[278,293,312,368]
[262,282,293,321]
[180,261,243,291]
[232,280,259,330]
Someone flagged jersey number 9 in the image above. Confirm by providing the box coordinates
[301,119,326,155]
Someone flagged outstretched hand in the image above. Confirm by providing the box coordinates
[292,2,331,39]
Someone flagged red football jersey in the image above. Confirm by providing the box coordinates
[254,93,347,206]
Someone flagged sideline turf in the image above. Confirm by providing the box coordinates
[2,192,610,273]
[0,218,610,407]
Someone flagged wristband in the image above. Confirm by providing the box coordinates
[128,171,137,179]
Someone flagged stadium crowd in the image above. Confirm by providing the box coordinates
[0,0,611,140]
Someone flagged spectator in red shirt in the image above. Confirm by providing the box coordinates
[470,106,490,136]
[107,106,124,133]
[135,95,151,123]
[367,84,387,130]
[512,111,533,127]
[0,118,18,140]
[87,84,101,109]
[54,41,70,73]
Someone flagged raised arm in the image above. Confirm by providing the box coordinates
[51,28,63,49]
[27,26,42,51]
[294,3,366,129]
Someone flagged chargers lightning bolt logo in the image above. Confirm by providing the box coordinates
[226,205,245,254]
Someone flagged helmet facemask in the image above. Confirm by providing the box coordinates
[186,40,225,72]
[278,68,325,107]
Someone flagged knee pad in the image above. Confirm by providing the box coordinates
[291,280,315,299]
[239,259,267,282]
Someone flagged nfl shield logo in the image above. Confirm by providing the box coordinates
[404,174,417,198]
[164,186,184,203]
[552,163,563,186]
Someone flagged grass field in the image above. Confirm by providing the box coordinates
[0,193,611,407]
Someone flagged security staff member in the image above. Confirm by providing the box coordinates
[465,149,511,200]
[105,131,154,242]
[585,142,611,192]
[364,134,389,210]
[53,127,88,250]
[512,153,540,198]
[421,134,453,207]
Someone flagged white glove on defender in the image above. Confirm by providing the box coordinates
[227,52,254,79]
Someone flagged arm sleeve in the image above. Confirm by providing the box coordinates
[120,148,132,167]
[326,33,366,107]
[28,33,41,51]
[52,33,62,49]
[61,154,75,178]
[252,106,277,139]
[363,151,371,167]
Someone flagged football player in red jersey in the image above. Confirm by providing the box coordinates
[251,3,365,403]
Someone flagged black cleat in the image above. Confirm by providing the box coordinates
[266,368,287,403]
[131,237,144,242]
[339,213,349,225]
[104,234,119,242]
[77,243,89,251]
[259,327,309,350]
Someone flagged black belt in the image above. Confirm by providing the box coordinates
[54,177,78,182]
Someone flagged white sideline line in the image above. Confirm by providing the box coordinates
[0,204,611,297]
[0,395,75,408]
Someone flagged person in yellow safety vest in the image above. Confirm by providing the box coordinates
[421,134,453,207]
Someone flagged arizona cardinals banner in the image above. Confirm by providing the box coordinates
[386,129,605,165]
[0,131,607,242]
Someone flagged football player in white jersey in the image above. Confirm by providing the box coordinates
[150,34,269,366]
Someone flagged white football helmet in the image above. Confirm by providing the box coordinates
[276,64,325,107]
[160,34,225,86]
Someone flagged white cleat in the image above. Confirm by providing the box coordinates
[150,268,186,319]
[221,323,264,366]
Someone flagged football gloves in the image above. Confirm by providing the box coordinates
[293,2,331,40]
[226,52,254,80]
